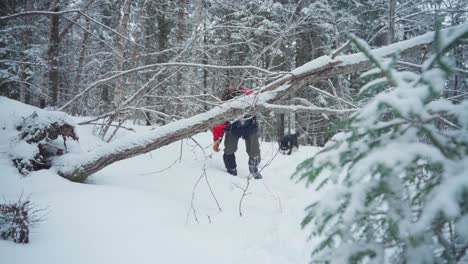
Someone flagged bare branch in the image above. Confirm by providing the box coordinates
[0,10,81,20]
[397,60,468,74]
[80,122,136,132]
[53,24,466,181]
[308,85,358,109]
[189,137,222,212]
[59,62,276,111]
[331,40,352,59]
[238,176,252,217]
[261,103,356,115]
[0,9,142,48]
[61,16,124,60]
[59,0,96,39]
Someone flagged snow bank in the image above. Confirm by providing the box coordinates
[0,96,320,264]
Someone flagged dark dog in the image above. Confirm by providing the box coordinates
[279,133,299,155]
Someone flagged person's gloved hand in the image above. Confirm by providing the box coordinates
[213,139,222,152]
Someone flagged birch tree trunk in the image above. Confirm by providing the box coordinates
[113,0,132,108]
[39,0,60,108]
[175,0,186,116]
[100,0,132,139]
[72,17,91,115]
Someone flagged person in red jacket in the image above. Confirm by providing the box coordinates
[212,87,262,179]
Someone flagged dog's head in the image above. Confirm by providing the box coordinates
[278,136,290,150]
[279,144,289,151]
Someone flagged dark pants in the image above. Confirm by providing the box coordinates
[223,131,261,173]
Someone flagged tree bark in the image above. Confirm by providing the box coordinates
[48,0,60,107]
[153,2,171,124]
[113,0,132,108]
[388,0,396,44]
[175,0,186,117]
[277,114,285,140]
[72,17,91,115]
[39,0,95,108]
[18,0,33,104]
[100,0,132,139]
[53,26,448,181]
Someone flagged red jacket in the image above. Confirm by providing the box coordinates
[212,89,254,142]
[212,123,226,141]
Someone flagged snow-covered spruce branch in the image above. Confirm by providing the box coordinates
[295,24,468,263]
[260,103,356,115]
[52,24,466,182]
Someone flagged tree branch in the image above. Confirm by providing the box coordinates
[261,103,356,115]
[52,23,467,181]
[0,10,81,20]
[58,62,277,111]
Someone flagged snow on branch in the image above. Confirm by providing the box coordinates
[0,10,82,20]
[59,62,276,111]
[53,23,467,182]
[261,103,356,115]
[330,40,352,59]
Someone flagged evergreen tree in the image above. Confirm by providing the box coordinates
[295,24,468,263]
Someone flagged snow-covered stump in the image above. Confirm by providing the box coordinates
[11,112,78,175]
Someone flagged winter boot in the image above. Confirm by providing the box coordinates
[248,156,262,179]
[251,171,262,179]
[223,153,237,176]
[227,168,238,176]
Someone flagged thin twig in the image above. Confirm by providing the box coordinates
[189,137,222,212]
[178,139,184,163]
[238,176,252,217]
[139,158,179,175]
[80,122,135,132]
[331,40,352,59]
[185,165,205,225]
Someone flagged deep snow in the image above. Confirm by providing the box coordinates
[0,97,319,264]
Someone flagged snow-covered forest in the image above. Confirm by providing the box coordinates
[1,0,467,263]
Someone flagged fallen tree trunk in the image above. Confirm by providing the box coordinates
[53,25,461,182]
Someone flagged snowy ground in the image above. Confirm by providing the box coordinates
[0,97,320,264]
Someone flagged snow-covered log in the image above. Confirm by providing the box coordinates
[53,25,464,182]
